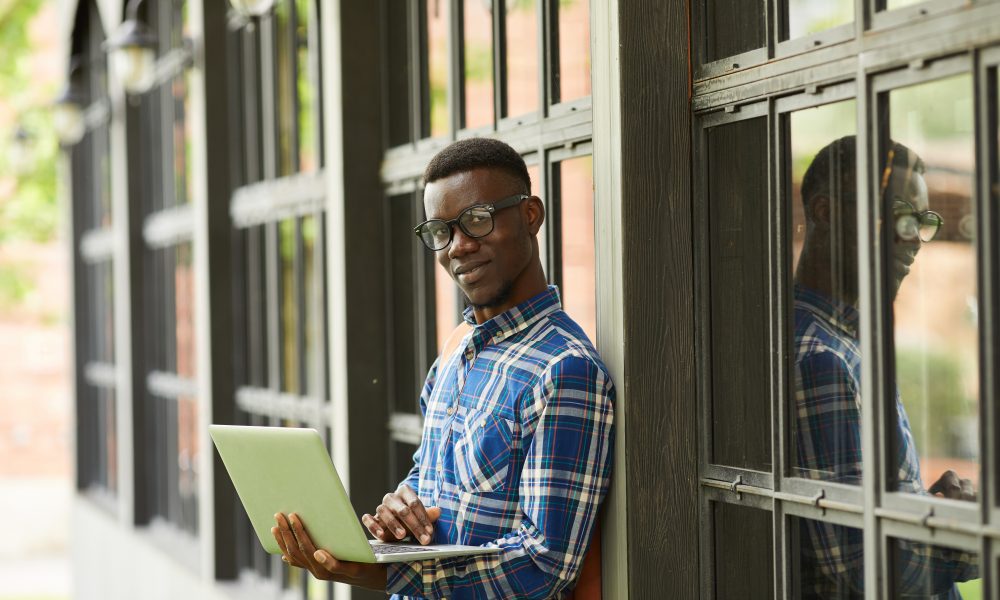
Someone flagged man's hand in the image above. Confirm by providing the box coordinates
[270,512,387,590]
[362,484,441,545]
[928,470,976,501]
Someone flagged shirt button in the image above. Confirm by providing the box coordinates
[446,406,454,416]
[436,464,442,472]
[493,332,504,342]
[465,348,474,360]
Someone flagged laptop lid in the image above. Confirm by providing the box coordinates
[208,424,377,563]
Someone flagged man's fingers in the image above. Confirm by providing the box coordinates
[289,513,335,581]
[385,492,432,544]
[960,478,976,501]
[375,503,408,540]
[929,471,962,498]
[275,513,307,567]
[362,514,391,541]
[396,486,434,542]
[426,506,442,522]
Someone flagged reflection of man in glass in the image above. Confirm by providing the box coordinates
[793,136,977,598]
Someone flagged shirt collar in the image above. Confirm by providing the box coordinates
[462,285,562,350]
[794,283,859,338]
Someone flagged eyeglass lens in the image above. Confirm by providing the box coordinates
[419,206,495,250]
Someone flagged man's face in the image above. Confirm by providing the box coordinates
[887,170,929,298]
[422,167,537,310]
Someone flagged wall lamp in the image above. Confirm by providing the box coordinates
[53,59,87,146]
[229,0,277,18]
[104,0,157,95]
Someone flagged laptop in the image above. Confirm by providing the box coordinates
[209,424,502,563]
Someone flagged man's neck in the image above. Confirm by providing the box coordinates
[471,265,548,324]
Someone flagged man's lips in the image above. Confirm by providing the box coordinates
[454,260,488,276]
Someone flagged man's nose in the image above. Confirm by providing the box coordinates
[448,224,479,258]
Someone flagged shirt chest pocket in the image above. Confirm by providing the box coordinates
[453,410,515,494]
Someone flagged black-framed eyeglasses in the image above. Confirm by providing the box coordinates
[879,147,943,243]
[413,194,529,251]
[892,198,943,243]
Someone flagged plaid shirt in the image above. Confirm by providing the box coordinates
[387,286,615,599]
[793,284,978,598]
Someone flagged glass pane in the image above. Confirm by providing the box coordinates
[279,218,299,394]
[463,0,494,129]
[296,0,320,172]
[790,516,863,597]
[555,0,590,103]
[245,226,269,388]
[885,0,924,11]
[302,216,324,396]
[177,394,199,535]
[505,0,539,117]
[707,117,771,471]
[386,0,412,146]
[175,243,196,379]
[275,0,298,176]
[785,0,853,40]
[556,156,596,342]
[885,74,979,498]
[713,502,773,597]
[889,538,979,596]
[704,0,765,63]
[788,101,862,485]
[434,259,461,353]
[89,261,115,364]
[423,0,450,137]
[390,193,420,413]
[527,163,546,275]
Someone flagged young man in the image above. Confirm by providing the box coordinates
[272,138,615,599]
[793,136,977,597]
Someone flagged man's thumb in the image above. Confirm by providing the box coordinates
[426,506,442,522]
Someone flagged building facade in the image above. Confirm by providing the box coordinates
[61,0,1000,598]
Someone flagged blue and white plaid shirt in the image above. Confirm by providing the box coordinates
[793,284,978,598]
[386,286,615,599]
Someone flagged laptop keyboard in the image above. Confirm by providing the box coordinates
[372,543,435,554]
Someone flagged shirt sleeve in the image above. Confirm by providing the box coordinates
[400,358,439,494]
[386,354,615,599]
[794,350,978,594]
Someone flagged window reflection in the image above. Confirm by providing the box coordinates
[555,0,590,103]
[555,156,596,342]
[505,0,539,117]
[175,243,195,379]
[302,216,324,396]
[296,0,320,172]
[463,0,493,129]
[885,74,979,498]
[785,0,852,40]
[790,516,863,597]
[889,538,978,597]
[788,101,860,485]
[885,0,925,11]
[279,218,299,394]
[424,0,450,137]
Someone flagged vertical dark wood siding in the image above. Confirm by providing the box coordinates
[618,1,699,597]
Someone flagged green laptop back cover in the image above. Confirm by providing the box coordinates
[209,425,376,563]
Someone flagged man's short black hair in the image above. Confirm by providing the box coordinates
[801,135,925,209]
[423,138,531,194]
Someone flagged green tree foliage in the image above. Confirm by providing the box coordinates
[0,0,60,306]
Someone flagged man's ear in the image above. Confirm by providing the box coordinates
[809,195,831,226]
[523,196,545,235]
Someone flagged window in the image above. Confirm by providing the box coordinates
[379,0,596,498]
[693,1,1000,595]
[130,0,200,538]
[225,2,330,596]
[71,0,117,504]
